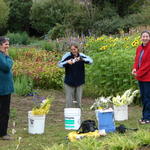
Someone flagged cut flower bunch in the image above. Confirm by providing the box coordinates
[112,89,139,106]
[90,96,111,110]
[31,97,53,115]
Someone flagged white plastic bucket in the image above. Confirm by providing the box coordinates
[28,111,46,134]
[95,109,99,120]
[64,108,81,130]
[114,105,128,121]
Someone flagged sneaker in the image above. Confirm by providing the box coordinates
[1,135,13,140]
[139,119,150,125]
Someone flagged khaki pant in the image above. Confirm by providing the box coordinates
[64,84,83,108]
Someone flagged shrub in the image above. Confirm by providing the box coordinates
[6,0,32,32]
[6,32,30,45]
[93,15,123,35]
[33,40,57,51]
[47,23,67,40]
[30,0,77,34]
[0,0,9,32]
[14,75,33,96]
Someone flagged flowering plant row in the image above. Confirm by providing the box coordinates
[85,34,141,53]
[11,48,63,89]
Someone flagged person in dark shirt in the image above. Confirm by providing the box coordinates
[0,37,14,140]
[58,43,93,108]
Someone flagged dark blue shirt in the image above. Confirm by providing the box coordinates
[58,52,93,87]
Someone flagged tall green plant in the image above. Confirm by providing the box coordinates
[14,75,33,96]
[84,35,139,98]
[6,32,30,45]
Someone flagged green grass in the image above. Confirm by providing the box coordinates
[0,89,149,150]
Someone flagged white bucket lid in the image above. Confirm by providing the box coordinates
[64,108,81,115]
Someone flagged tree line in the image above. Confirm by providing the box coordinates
[0,0,150,38]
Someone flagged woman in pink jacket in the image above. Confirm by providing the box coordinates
[132,31,150,124]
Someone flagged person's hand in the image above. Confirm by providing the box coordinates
[67,59,74,65]
[4,49,9,56]
[76,57,81,61]
[131,68,137,76]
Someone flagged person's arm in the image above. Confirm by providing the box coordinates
[133,48,139,69]
[0,52,13,72]
[58,52,71,68]
[79,53,93,64]
[132,47,139,76]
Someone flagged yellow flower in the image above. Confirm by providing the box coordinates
[124,37,129,41]
[100,45,108,50]
[96,37,105,41]
[31,97,53,115]
[131,41,139,47]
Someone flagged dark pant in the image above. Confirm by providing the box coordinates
[138,81,150,120]
[0,94,11,136]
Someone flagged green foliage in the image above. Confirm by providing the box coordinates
[44,144,66,150]
[6,32,30,45]
[6,0,32,32]
[14,75,33,96]
[64,5,93,35]
[103,134,139,150]
[29,39,68,52]
[92,0,145,17]
[10,108,17,119]
[47,23,67,40]
[133,129,150,146]
[30,0,78,34]
[72,137,103,150]
[45,129,150,150]
[36,40,59,51]
[137,1,150,26]
[84,35,139,98]
[1,0,149,36]
[93,16,123,35]
[0,0,9,32]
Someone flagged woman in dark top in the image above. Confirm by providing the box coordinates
[0,37,14,140]
[58,43,93,108]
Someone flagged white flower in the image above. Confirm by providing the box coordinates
[12,128,16,135]
[90,96,111,110]
[112,89,139,106]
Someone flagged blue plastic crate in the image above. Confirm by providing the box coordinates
[98,111,116,133]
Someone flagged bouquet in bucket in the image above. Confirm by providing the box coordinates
[90,96,111,110]
[112,89,139,106]
[31,97,53,115]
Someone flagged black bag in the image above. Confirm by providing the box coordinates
[77,120,97,134]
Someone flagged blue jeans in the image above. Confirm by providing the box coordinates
[138,81,150,120]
